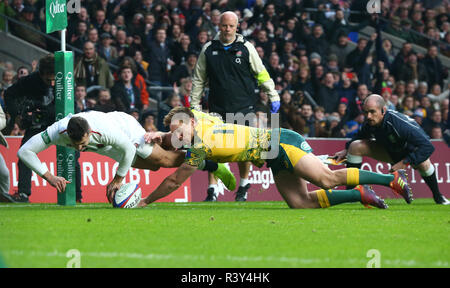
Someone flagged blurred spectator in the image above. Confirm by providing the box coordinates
[0,0,16,31]
[87,28,100,47]
[70,21,89,51]
[281,70,296,91]
[129,108,141,121]
[413,108,425,126]
[375,20,395,70]
[391,42,413,81]
[337,100,348,120]
[13,5,46,49]
[74,41,114,89]
[93,87,116,113]
[114,14,127,31]
[133,50,149,75]
[267,52,283,85]
[306,24,329,58]
[146,28,174,94]
[397,52,428,83]
[171,33,195,67]
[337,72,357,104]
[347,83,369,118]
[98,33,118,63]
[254,90,271,117]
[192,29,209,55]
[141,110,158,132]
[390,94,401,111]
[326,113,345,138]
[253,29,272,58]
[15,66,29,81]
[74,84,88,113]
[157,92,181,132]
[114,29,128,58]
[202,9,221,38]
[68,6,90,37]
[90,9,107,31]
[416,81,429,100]
[328,33,354,70]
[423,109,445,137]
[171,52,197,85]
[345,34,376,78]
[401,95,416,117]
[0,70,14,92]
[405,81,417,98]
[427,83,449,110]
[385,16,412,41]
[430,125,443,139]
[293,67,314,99]
[381,87,396,110]
[344,112,364,138]
[423,45,447,88]
[118,56,150,110]
[394,80,407,100]
[316,72,339,115]
[88,0,118,22]
[279,89,293,129]
[299,103,317,137]
[255,107,269,128]
[9,122,24,136]
[110,65,142,114]
[174,77,193,108]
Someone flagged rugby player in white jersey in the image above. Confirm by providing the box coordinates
[17,111,236,203]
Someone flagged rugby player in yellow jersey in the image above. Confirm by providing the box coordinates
[138,107,412,209]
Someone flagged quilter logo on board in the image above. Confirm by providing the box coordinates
[366,0,381,14]
[49,0,65,18]
[48,0,81,15]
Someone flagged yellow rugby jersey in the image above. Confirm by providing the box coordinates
[191,109,223,124]
[184,118,272,168]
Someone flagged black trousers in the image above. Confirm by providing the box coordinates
[18,128,82,200]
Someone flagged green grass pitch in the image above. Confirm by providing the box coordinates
[0,199,448,268]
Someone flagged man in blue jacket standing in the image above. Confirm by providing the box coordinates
[334,94,449,205]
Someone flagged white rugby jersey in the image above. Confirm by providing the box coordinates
[18,111,148,177]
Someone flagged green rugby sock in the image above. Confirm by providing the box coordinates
[347,168,394,187]
[316,188,361,208]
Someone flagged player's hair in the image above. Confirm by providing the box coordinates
[67,117,91,142]
[163,106,194,127]
[364,94,386,111]
[38,54,55,77]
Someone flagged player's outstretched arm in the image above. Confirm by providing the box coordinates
[138,163,197,207]
[18,133,71,193]
[17,133,52,177]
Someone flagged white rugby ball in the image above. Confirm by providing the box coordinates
[113,182,142,208]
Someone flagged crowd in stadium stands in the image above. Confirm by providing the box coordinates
[0,0,449,141]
